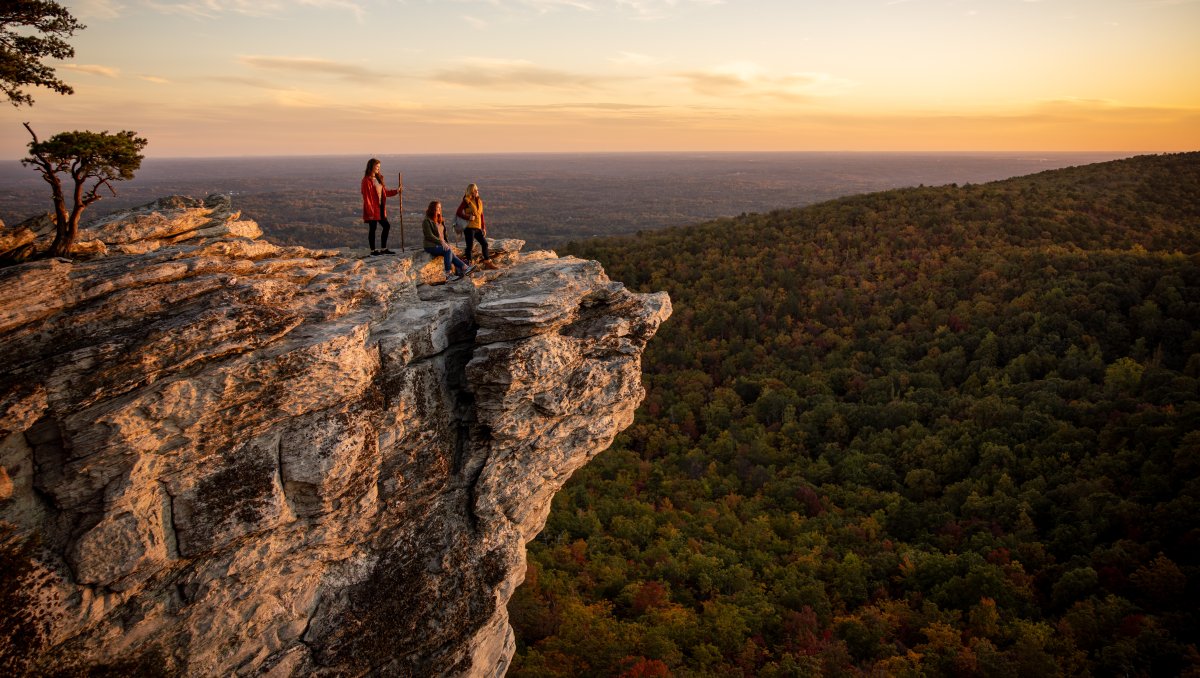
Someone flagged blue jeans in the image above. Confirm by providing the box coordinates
[425,245,467,275]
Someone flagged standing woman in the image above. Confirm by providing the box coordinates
[455,183,490,264]
[361,158,401,255]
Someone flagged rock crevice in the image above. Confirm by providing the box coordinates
[0,197,670,676]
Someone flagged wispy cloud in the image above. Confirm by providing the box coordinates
[514,0,596,11]
[342,98,729,131]
[207,74,284,89]
[140,75,171,84]
[453,0,719,18]
[616,0,722,19]
[73,0,125,19]
[145,0,265,19]
[1027,97,1174,120]
[825,99,1200,134]
[138,0,716,22]
[269,89,338,108]
[498,101,665,113]
[239,56,386,83]
[679,63,853,101]
[144,0,363,20]
[451,0,595,12]
[430,58,607,90]
[609,51,661,66]
[61,64,121,78]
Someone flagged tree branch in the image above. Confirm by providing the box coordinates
[22,120,40,144]
[83,177,116,206]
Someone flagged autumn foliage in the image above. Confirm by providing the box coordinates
[508,153,1200,677]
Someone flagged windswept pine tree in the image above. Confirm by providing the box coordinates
[510,152,1200,677]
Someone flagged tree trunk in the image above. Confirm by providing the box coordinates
[49,213,81,258]
[46,177,72,258]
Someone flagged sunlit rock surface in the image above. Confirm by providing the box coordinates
[0,197,670,676]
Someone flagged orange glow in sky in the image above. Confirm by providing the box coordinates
[2,0,1198,158]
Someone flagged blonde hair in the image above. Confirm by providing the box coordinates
[464,183,478,198]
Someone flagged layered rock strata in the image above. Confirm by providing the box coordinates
[0,197,670,676]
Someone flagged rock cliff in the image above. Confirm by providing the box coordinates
[0,196,671,676]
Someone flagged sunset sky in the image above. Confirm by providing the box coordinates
[2,0,1198,158]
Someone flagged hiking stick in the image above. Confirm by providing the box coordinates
[398,172,405,250]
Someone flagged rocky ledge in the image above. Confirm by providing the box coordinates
[0,196,671,676]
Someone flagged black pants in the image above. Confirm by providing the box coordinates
[367,218,390,250]
[464,228,488,262]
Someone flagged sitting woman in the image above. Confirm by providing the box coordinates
[423,201,473,280]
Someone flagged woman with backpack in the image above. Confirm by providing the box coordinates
[455,183,490,264]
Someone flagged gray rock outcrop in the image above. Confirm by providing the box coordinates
[0,197,670,676]
[0,195,261,263]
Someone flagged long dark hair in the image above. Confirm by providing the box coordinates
[364,158,380,178]
[425,201,440,219]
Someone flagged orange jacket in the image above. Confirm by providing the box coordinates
[455,195,485,231]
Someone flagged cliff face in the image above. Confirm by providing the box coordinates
[0,196,671,676]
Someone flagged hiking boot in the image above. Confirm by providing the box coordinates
[381,249,396,255]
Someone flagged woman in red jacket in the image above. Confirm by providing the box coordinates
[361,158,401,255]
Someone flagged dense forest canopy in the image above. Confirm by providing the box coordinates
[509,152,1200,677]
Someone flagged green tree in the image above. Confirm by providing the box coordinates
[512,153,1200,677]
[22,123,148,257]
[1104,356,1144,396]
[1,0,84,106]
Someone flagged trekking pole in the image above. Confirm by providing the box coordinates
[397,172,405,250]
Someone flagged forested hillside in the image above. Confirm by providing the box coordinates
[509,153,1200,677]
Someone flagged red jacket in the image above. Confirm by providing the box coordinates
[361,175,399,222]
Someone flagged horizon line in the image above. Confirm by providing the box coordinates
[1,149,1170,163]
